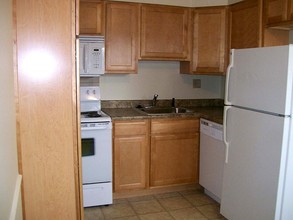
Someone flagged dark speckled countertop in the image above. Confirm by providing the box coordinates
[102,106,223,125]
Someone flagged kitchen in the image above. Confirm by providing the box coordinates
[1,0,293,220]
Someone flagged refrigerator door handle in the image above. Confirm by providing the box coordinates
[223,106,231,164]
[224,50,234,106]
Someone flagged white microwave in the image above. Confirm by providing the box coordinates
[79,36,105,76]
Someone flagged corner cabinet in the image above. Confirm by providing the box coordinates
[113,120,150,192]
[180,7,229,75]
[264,0,293,26]
[264,0,289,24]
[150,118,199,187]
[79,0,104,35]
[105,2,139,73]
[140,5,190,60]
[229,0,263,49]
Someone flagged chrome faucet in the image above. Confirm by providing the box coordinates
[152,94,158,107]
[171,98,175,108]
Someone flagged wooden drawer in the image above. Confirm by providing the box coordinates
[151,118,199,134]
[114,120,149,136]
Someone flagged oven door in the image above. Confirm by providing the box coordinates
[81,122,112,184]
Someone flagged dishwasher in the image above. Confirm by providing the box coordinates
[199,118,225,203]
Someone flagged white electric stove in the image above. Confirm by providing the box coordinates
[80,86,112,207]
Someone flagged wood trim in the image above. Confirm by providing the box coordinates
[73,2,83,219]
[12,0,26,217]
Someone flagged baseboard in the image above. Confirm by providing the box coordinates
[114,183,202,199]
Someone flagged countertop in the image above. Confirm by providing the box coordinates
[102,106,223,124]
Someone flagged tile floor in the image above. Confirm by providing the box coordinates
[84,188,226,220]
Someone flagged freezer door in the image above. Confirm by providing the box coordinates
[221,107,290,220]
[225,45,293,115]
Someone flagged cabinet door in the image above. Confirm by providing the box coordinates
[264,0,288,24]
[229,0,262,49]
[181,7,228,75]
[105,2,139,73]
[113,120,149,192]
[150,133,199,187]
[140,5,190,60]
[80,1,104,35]
[193,7,228,74]
[150,118,199,187]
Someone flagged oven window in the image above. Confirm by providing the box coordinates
[82,138,95,156]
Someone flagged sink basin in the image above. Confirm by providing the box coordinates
[137,107,194,115]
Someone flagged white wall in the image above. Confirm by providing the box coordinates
[100,61,225,100]
[0,0,22,220]
[229,0,242,4]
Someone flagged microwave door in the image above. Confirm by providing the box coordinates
[79,37,105,76]
[79,42,88,75]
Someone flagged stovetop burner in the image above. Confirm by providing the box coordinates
[81,111,102,118]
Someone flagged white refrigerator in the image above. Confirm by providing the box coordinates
[221,45,293,220]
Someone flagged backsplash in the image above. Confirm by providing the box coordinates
[101,99,224,108]
[100,61,225,100]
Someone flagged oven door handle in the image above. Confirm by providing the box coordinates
[81,126,111,131]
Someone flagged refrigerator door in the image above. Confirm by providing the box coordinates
[221,107,290,220]
[225,45,293,116]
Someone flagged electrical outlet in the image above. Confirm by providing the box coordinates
[193,79,201,88]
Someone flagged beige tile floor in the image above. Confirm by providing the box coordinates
[84,188,226,220]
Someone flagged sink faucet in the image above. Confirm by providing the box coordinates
[152,94,158,107]
[171,98,175,107]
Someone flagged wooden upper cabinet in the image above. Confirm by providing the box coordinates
[140,5,190,60]
[79,0,104,35]
[264,0,288,24]
[105,2,139,73]
[229,0,262,49]
[180,7,228,75]
[264,0,293,26]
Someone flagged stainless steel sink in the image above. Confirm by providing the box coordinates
[137,107,194,115]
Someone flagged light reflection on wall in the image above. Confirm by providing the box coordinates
[21,49,57,81]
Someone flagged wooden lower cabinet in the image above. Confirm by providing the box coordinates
[113,118,200,193]
[113,120,149,192]
[150,118,199,187]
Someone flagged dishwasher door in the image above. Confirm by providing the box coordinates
[199,118,225,203]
